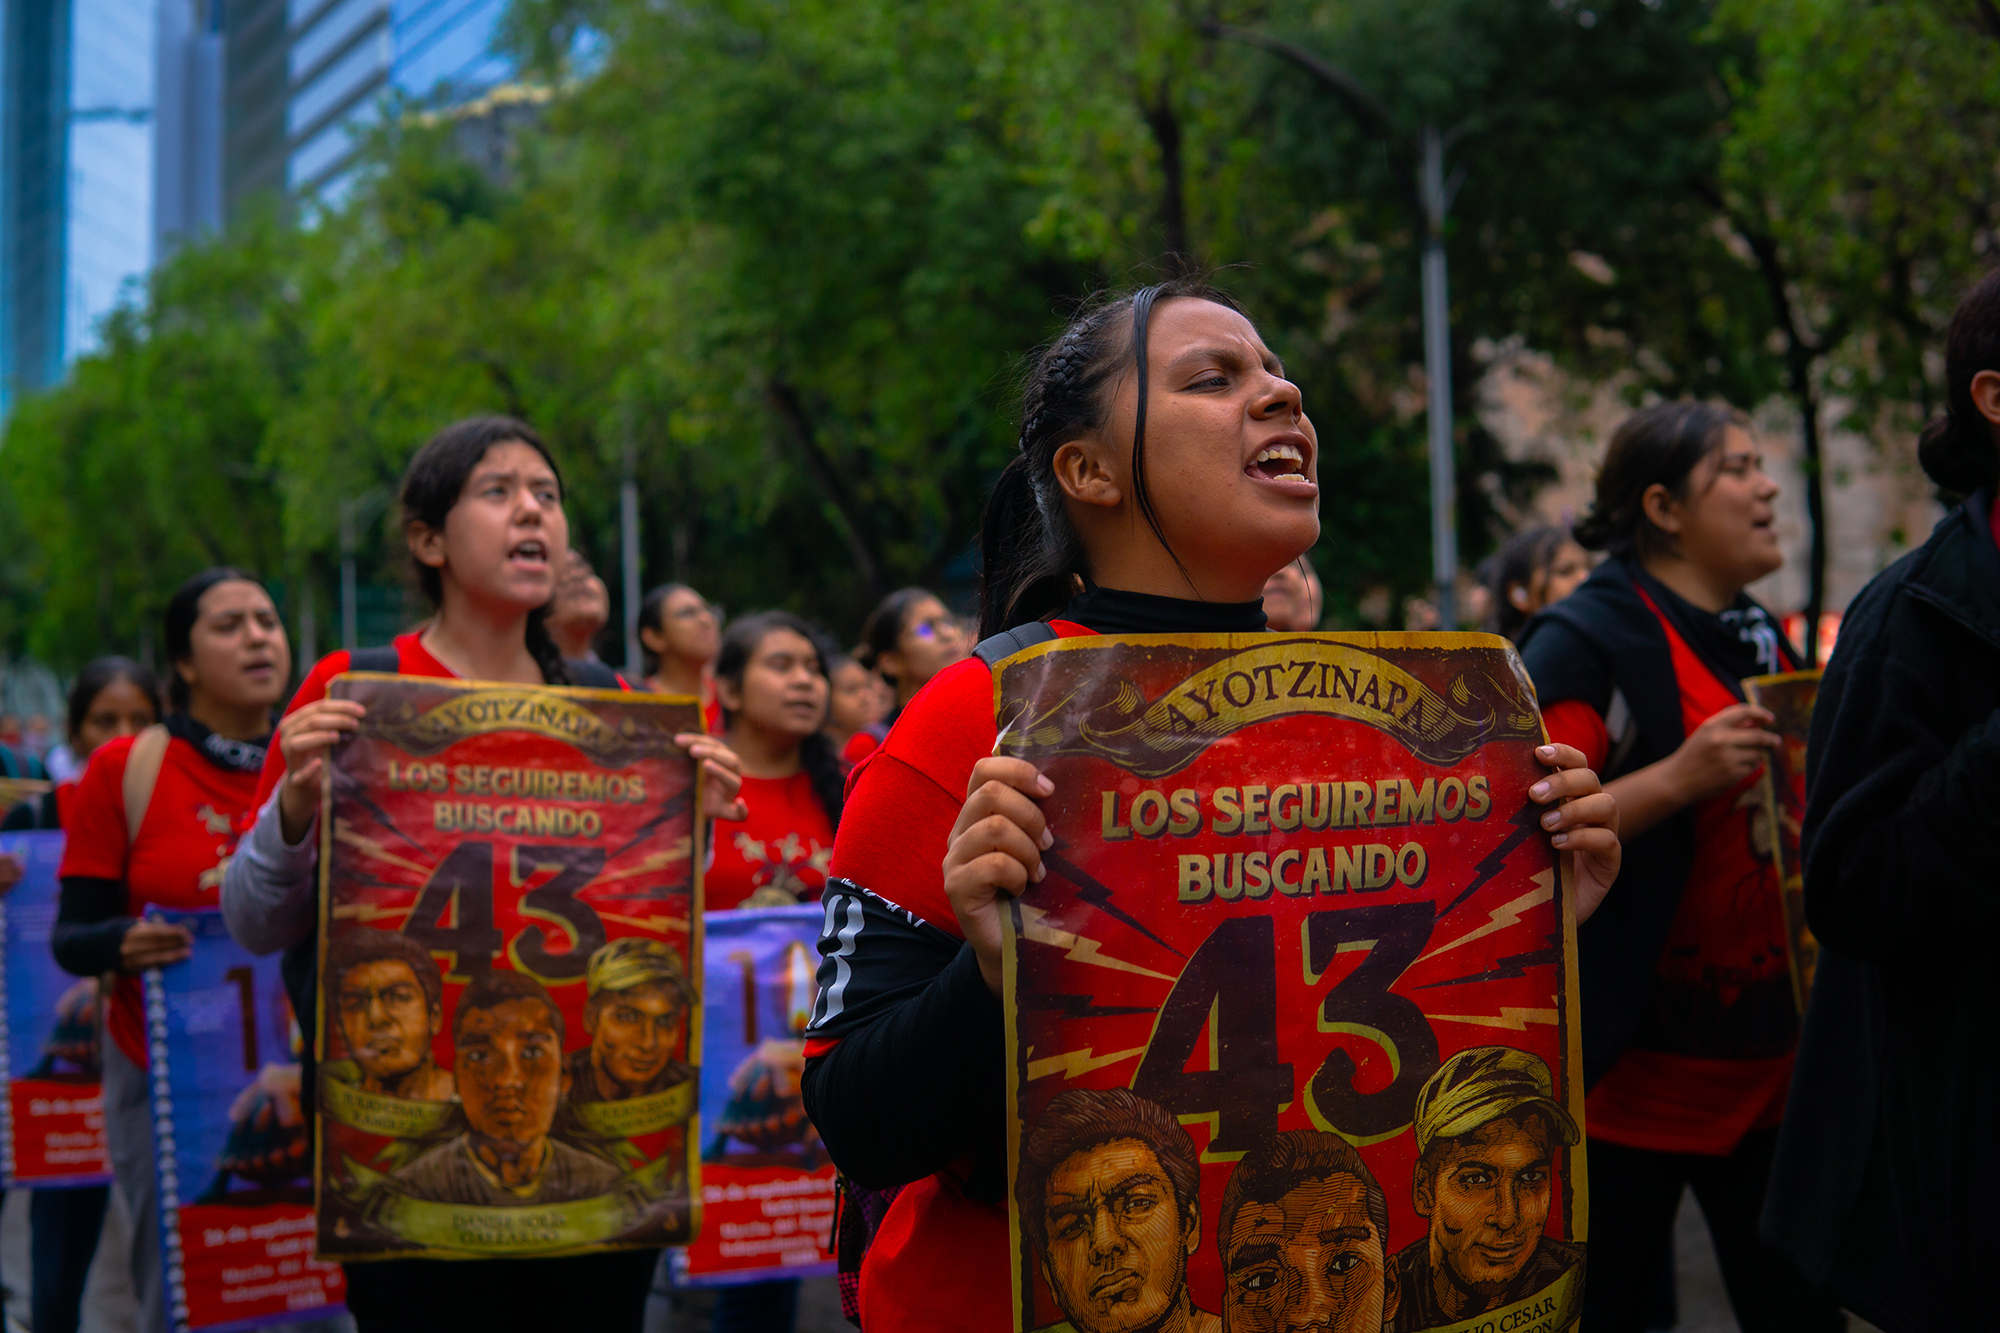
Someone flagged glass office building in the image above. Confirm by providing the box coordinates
[1,0,518,409]
[1,0,159,408]
[287,0,516,197]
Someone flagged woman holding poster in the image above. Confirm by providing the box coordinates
[800,278,1624,1333]
[54,569,292,1333]
[0,657,159,1333]
[221,416,745,1332]
[1517,404,1840,1332]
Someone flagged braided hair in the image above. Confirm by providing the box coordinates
[713,611,844,830]
[400,416,572,686]
[979,276,1243,639]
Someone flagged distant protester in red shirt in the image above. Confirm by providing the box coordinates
[218,417,743,1333]
[801,279,1624,1333]
[707,611,844,909]
[55,569,290,1333]
[640,582,723,729]
[840,587,967,765]
[1517,402,1842,1333]
[824,652,889,759]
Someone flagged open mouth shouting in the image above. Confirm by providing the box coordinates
[1246,434,1318,499]
[509,538,551,569]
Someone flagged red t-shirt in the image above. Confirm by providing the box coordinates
[705,771,835,910]
[840,730,880,767]
[823,621,1092,1333]
[1546,601,1795,1155]
[60,736,263,1067]
[253,633,457,808]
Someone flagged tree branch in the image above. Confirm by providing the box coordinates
[766,379,884,595]
[1139,82,1191,266]
[1973,0,2000,42]
[1198,20,1419,214]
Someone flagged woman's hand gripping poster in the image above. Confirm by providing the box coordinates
[314,673,704,1261]
[998,634,1587,1333]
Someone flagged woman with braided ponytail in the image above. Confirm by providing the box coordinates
[219,417,744,1332]
[800,279,1624,1332]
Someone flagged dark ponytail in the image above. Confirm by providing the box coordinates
[713,611,843,829]
[1573,401,1749,559]
[399,415,571,685]
[1919,269,2000,498]
[979,276,1243,640]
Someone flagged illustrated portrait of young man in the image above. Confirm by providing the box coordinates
[567,937,695,1103]
[1217,1130,1399,1333]
[1389,1047,1583,1333]
[1017,1087,1219,1333]
[393,969,623,1207]
[326,929,454,1101]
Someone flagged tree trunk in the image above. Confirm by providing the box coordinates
[1140,84,1190,267]
[1738,223,1834,666]
[766,378,884,596]
[1794,379,1828,667]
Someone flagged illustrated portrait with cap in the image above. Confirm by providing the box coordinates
[568,937,696,1104]
[1389,1047,1584,1333]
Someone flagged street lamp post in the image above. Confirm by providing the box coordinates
[1419,125,1458,629]
[621,427,643,679]
[1202,23,1465,626]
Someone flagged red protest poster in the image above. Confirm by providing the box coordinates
[1743,670,1822,1011]
[998,634,1585,1333]
[315,674,704,1262]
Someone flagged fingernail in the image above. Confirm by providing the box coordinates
[1530,781,1551,800]
[1552,833,1569,846]
[1039,829,1053,850]
[1035,776,1054,796]
[1541,811,1561,829]
[1033,863,1046,882]
[1538,745,1555,757]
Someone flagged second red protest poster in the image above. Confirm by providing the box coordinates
[315,674,704,1262]
[997,633,1585,1333]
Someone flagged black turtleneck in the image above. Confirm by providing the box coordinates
[803,587,1274,1211]
[1060,584,1268,635]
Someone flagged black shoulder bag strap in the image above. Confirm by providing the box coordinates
[972,621,1059,669]
[566,659,624,690]
[347,646,400,673]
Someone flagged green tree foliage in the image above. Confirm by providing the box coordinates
[2,220,300,666]
[0,0,1986,672]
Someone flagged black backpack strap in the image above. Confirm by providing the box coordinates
[565,658,624,690]
[973,621,1059,669]
[347,646,400,673]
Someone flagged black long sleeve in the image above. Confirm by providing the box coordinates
[53,876,131,977]
[801,882,1008,1197]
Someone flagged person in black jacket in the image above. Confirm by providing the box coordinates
[1760,269,2000,1333]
